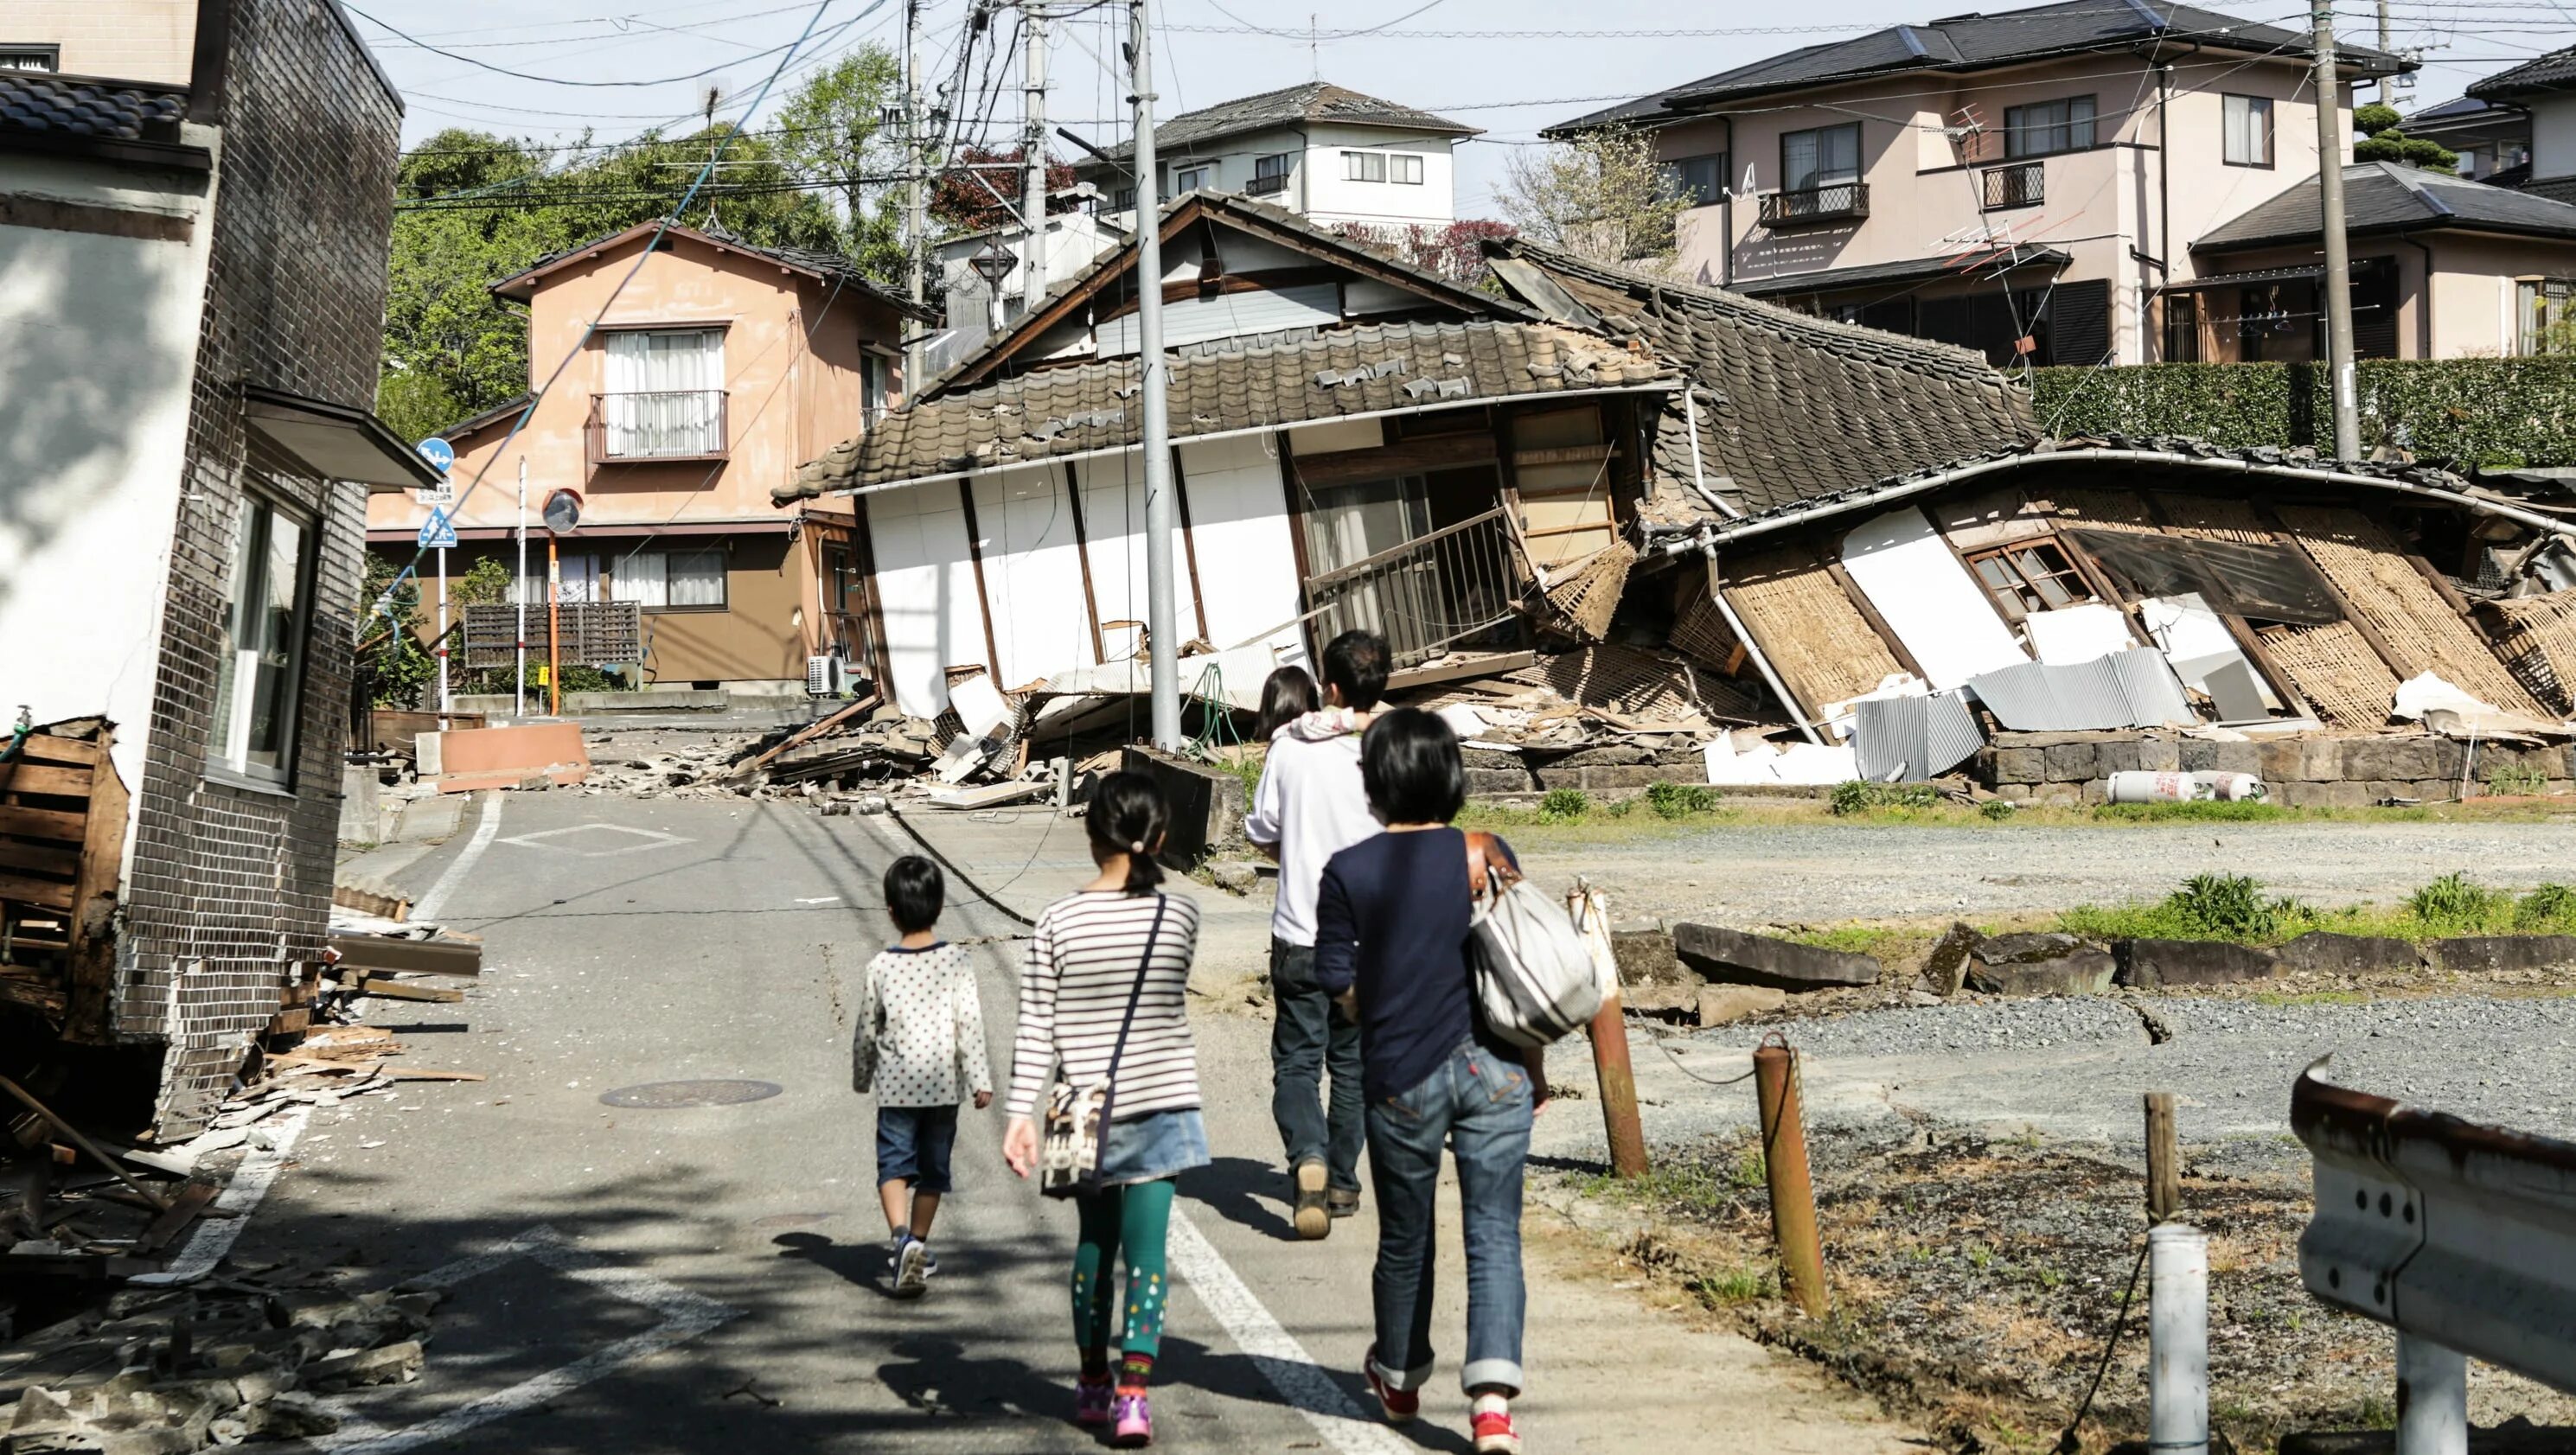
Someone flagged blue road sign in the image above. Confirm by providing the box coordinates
[416,436,456,474]
[419,507,458,551]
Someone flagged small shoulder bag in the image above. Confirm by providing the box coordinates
[1039,895,1169,1199]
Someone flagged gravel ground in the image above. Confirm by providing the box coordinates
[1517,819,2576,924]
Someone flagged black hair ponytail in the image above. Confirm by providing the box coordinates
[1085,770,1169,894]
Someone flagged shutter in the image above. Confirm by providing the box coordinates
[1920,295,1978,350]
[2044,278,2113,367]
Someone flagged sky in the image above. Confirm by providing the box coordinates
[357,0,2576,220]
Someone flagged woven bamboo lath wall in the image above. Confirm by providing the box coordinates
[2046,488,2272,544]
[1538,539,1633,642]
[1719,546,1903,721]
[2259,621,2401,728]
[2480,591,2576,717]
[2040,488,2157,533]
[2270,505,2550,717]
[1667,559,1742,671]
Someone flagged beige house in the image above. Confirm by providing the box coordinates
[365,221,931,691]
[1551,0,2408,367]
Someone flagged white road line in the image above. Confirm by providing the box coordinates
[1167,1203,1416,1455]
[130,1103,314,1286]
[412,791,503,922]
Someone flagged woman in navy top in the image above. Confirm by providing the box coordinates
[1312,708,1545,1455]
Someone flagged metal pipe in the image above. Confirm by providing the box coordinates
[1129,0,1180,747]
[2396,1335,2469,1455]
[515,457,528,719]
[1678,385,1741,520]
[2149,1223,2211,1455]
[1752,1037,1827,1318]
[1701,540,1826,747]
[547,533,562,718]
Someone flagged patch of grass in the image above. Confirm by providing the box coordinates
[2488,763,2549,798]
[1783,924,1911,958]
[1829,780,1939,816]
[2059,872,2312,944]
[1685,1264,1775,1305]
[1538,787,1592,823]
[1644,780,1720,819]
[1730,1146,1767,1190]
[2514,882,2576,934]
[2091,800,2292,823]
[1978,798,2017,820]
[2409,871,2514,935]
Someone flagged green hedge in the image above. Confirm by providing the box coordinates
[2029,359,2576,468]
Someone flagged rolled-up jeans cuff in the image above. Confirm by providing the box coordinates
[1371,1350,1435,1393]
[1459,1358,1523,1397]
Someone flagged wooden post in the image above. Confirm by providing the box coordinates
[1568,884,1646,1177]
[1754,1037,1827,1318]
[2145,1090,2181,1223]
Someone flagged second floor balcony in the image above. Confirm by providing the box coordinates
[588,389,728,466]
[1246,170,1289,196]
[1759,180,1869,229]
[1981,159,2045,212]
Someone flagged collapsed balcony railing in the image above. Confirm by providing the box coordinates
[1301,506,1522,669]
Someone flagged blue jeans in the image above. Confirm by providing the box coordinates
[1270,938,1364,1194]
[876,1104,959,1194]
[1364,1036,1532,1396]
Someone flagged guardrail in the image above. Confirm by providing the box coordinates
[2292,1063,2576,1451]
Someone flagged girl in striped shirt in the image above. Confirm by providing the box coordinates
[1002,772,1206,1447]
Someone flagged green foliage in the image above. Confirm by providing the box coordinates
[2515,884,2576,932]
[2169,873,2304,940]
[2487,763,2548,798]
[1538,787,1591,822]
[770,49,904,275]
[2354,102,2403,135]
[452,557,514,607]
[2029,359,2576,469]
[2092,800,2292,822]
[1495,126,1690,270]
[2410,871,2512,932]
[1978,797,2017,820]
[2354,130,2459,172]
[1644,780,1719,819]
[1829,780,1939,815]
[355,555,436,709]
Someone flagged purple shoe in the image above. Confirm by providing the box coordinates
[1111,1390,1153,1447]
[1073,1375,1114,1427]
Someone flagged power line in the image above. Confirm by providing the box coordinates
[348,2,854,87]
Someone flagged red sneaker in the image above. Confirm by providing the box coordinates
[1362,1347,1418,1425]
[1472,1408,1522,1454]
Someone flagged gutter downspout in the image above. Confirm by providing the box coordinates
[2401,231,2438,358]
[1721,115,1735,288]
[1691,529,1825,747]
[1678,385,1742,520]
[2157,62,2174,357]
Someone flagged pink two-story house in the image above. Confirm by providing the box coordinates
[1550,0,2409,367]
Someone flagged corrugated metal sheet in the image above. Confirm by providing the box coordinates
[1967,649,2196,731]
[1853,689,1985,781]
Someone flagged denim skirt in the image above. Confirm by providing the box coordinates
[1096,1107,1210,1186]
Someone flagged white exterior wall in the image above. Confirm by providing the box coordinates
[862,480,982,718]
[1173,435,1305,661]
[2531,95,2576,181]
[1298,123,1457,229]
[0,138,218,792]
[969,463,1092,688]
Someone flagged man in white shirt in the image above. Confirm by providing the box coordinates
[1243,630,1389,1240]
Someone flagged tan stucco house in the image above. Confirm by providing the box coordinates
[365,221,933,692]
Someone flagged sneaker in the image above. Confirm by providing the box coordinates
[893,1237,930,1299]
[1471,1409,1522,1454]
[1111,1390,1153,1447]
[1073,1375,1115,1427]
[1292,1161,1331,1241]
[1363,1347,1418,1425]
[1327,1188,1361,1220]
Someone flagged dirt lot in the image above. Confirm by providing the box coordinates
[1540,1123,2576,1455]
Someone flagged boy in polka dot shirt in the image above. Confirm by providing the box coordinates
[853,855,993,1299]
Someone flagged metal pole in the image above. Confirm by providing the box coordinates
[2313,0,2362,462]
[2395,1335,2468,1455]
[1130,0,1181,748]
[1751,1037,1827,1318]
[515,457,527,719]
[436,545,451,721]
[1021,0,1049,320]
[903,0,927,392]
[2149,1224,2211,1455]
[547,533,562,719]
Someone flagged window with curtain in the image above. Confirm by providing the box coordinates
[1658,152,1727,206]
[2222,93,2273,167]
[1173,163,1211,192]
[2004,96,2096,158]
[1780,123,1860,191]
[602,328,725,457]
[861,354,888,426]
[208,492,315,784]
[605,548,726,609]
[2521,278,2575,354]
[1343,150,1387,182]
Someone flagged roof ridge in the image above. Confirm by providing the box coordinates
[2371,158,2458,217]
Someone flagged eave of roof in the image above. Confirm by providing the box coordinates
[436,393,534,444]
[1077,81,1478,166]
[489,220,936,320]
[1728,246,2071,298]
[2469,43,2576,100]
[2194,161,2576,251]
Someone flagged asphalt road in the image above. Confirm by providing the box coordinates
[264,791,1894,1454]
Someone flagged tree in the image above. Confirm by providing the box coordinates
[930,144,1076,235]
[2354,101,2459,174]
[772,48,904,276]
[1329,219,1518,290]
[1494,128,1689,271]
[355,553,435,709]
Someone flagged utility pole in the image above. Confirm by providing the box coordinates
[2376,0,2390,54]
[903,0,928,391]
[2312,0,2362,461]
[1129,0,1180,747]
[1020,0,1050,320]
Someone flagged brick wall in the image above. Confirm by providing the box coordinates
[121,0,400,1133]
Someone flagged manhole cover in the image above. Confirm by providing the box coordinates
[598,1080,784,1108]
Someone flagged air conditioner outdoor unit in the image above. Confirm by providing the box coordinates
[806,654,856,696]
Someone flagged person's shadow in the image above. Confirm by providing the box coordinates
[874,1333,1068,1424]
[1176,1157,1301,1241]
[771,1229,898,1297]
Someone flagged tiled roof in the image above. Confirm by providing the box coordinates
[1082,81,1474,166]
[1729,246,2069,298]
[492,221,936,319]
[1550,0,2406,135]
[2194,161,2576,250]
[2523,175,2576,207]
[917,190,1536,401]
[2469,44,2576,99]
[1481,239,2035,520]
[778,320,1673,501]
[0,70,185,143]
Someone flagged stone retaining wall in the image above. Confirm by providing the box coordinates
[1978,731,2576,806]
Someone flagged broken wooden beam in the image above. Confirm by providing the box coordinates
[0,1075,169,1214]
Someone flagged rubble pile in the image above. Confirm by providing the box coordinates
[0,1270,436,1450]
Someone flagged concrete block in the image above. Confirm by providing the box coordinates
[2427,935,2576,973]
[1966,931,2117,996]
[2410,780,2456,801]
[2114,938,2279,989]
[2273,932,2423,974]
[1696,985,1787,1025]
[429,722,590,793]
[1991,747,2045,783]
[2080,777,2109,805]
[1672,923,1882,992]
[2350,737,2441,783]
[1918,922,1978,996]
[336,765,381,846]
[1611,927,1687,987]
[1122,747,1245,862]
[2043,743,2099,782]
[1466,766,1537,796]
[2364,780,2412,804]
